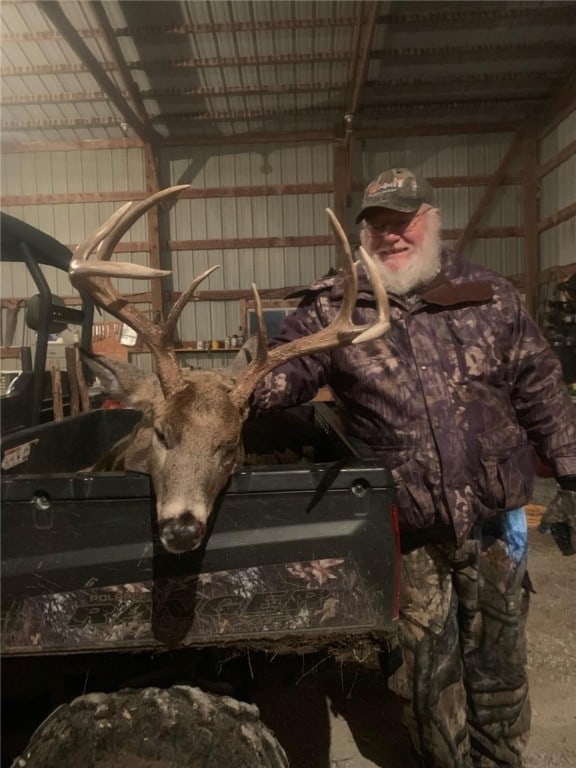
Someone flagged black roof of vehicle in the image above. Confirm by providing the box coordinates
[0,211,73,270]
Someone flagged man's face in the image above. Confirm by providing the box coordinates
[359,204,441,296]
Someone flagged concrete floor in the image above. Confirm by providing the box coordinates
[252,481,576,768]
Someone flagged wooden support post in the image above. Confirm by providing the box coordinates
[333,141,350,265]
[76,356,90,413]
[144,143,163,319]
[456,133,525,255]
[50,365,64,421]
[523,132,540,318]
[65,346,80,416]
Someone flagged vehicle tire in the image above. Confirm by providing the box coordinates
[11,685,288,768]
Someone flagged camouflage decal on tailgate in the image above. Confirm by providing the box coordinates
[2,558,377,654]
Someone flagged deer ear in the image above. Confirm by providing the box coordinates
[81,350,163,410]
[220,336,258,378]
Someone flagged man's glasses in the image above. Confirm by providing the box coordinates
[361,209,428,238]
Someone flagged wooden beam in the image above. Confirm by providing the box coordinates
[538,138,576,179]
[455,135,526,254]
[0,177,525,212]
[169,235,334,251]
[522,131,539,317]
[453,66,575,255]
[0,138,144,153]
[1,191,149,206]
[537,68,576,138]
[371,40,576,66]
[348,2,381,116]
[89,1,154,133]
[143,144,163,317]
[36,1,159,145]
[0,183,335,208]
[538,201,576,233]
[1,123,519,154]
[333,143,350,261]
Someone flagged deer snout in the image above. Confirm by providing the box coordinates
[160,511,207,554]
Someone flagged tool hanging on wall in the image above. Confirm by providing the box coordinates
[2,298,23,347]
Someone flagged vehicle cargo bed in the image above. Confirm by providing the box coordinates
[1,404,399,656]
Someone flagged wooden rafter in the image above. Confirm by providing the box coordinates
[456,66,576,255]
[88,1,154,135]
[36,0,160,145]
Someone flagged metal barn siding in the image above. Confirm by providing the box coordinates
[163,142,335,349]
[1,146,147,352]
[356,133,524,277]
[539,109,576,271]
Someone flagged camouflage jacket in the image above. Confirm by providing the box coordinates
[253,247,576,543]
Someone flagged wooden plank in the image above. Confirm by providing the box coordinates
[455,135,526,254]
[36,1,158,144]
[333,143,349,254]
[538,138,576,180]
[76,356,90,413]
[143,143,163,318]
[443,226,522,240]
[538,201,576,233]
[169,235,334,251]
[1,138,143,153]
[523,132,539,317]
[50,365,64,421]
[0,346,24,359]
[0,191,148,206]
[65,346,80,417]
[0,183,334,207]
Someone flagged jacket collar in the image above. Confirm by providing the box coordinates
[289,247,494,308]
[420,272,493,307]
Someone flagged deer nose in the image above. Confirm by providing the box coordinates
[160,512,206,553]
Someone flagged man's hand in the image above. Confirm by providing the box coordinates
[538,489,576,555]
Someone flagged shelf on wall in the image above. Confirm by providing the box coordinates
[174,347,239,354]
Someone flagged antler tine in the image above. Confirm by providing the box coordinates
[163,265,220,343]
[69,185,197,396]
[229,208,390,405]
[70,185,190,280]
[354,245,391,344]
[251,283,269,365]
[94,186,190,269]
[72,201,134,271]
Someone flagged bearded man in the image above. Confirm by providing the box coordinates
[252,167,576,767]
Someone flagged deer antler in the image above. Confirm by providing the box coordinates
[230,207,390,404]
[69,185,219,395]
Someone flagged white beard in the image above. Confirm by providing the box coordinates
[376,217,442,297]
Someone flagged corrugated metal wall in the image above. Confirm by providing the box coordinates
[1,118,574,373]
[1,146,149,366]
[163,142,334,369]
[354,133,525,277]
[539,109,576,271]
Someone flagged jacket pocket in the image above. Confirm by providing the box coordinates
[477,425,531,510]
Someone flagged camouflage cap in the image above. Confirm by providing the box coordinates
[355,168,435,223]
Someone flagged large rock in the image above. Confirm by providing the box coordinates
[12,685,288,768]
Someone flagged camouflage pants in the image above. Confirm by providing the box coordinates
[388,509,531,768]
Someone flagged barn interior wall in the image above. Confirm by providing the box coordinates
[538,108,576,272]
[162,141,336,367]
[1,120,574,373]
[356,133,525,278]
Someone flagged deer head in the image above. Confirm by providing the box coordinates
[70,186,390,554]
